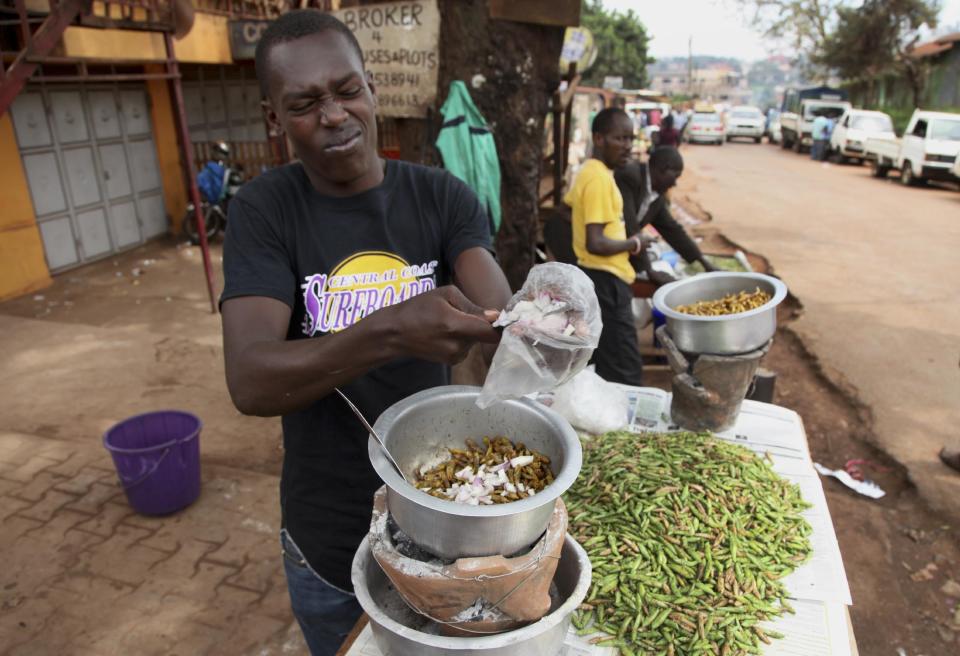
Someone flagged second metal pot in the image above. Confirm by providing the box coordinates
[652,272,788,355]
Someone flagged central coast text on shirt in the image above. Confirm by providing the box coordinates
[301,252,438,336]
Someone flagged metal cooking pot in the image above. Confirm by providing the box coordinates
[351,533,592,656]
[652,272,787,355]
[369,386,582,560]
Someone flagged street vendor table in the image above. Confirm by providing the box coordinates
[338,388,860,656]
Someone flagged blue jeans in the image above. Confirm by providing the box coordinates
[281,529,363,656]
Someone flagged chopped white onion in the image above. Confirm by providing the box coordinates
[436,459,542,504]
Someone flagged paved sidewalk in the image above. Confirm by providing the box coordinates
[0,431,307,655]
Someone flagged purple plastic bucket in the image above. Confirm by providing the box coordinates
[103,410,202,515]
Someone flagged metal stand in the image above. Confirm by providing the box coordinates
[656,325,771,432]
[164,32,217,313]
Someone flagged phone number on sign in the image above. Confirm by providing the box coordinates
[377,93,422,108]
[370,72,422,88]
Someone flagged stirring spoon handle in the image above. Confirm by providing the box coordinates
[334,388,410,484]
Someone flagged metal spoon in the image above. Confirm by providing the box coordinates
[334,388,411,485]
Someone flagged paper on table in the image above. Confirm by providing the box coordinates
[620,386,670,430]
[760,599,854,656]
[778,471,853,605]
[713,400,812,465]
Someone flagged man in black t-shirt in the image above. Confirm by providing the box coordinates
[219,11,511,656]
[615,148,717,286]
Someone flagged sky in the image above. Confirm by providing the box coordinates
[599,0,960,62]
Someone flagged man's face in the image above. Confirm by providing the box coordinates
[595,114,634,169]
[651,164,683,194]
[263,31,378,186]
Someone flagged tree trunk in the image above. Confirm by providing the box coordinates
[435,0,564,290]
[901,56,926,110]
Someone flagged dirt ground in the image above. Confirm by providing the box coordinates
[668,199,960,656]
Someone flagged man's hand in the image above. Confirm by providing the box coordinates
[379,286,501,365]
[222,286,500,417]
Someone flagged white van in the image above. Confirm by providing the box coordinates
[829,109,895,163]
[863,109,960,185]
[899,110,960,184]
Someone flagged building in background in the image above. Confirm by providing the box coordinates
[1,0,578,300]
[648,57,751,105]
[0,0,305,301]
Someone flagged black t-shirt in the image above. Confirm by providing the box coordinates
[220,159,491,591]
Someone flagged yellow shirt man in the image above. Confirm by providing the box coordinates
[564,159,636,284]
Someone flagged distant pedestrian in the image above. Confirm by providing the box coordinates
[811,113,831,161]
[654,115,680,150]
[672,107,688,134]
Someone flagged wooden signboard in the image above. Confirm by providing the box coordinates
[334,0,440,118]
[229,20,270,61]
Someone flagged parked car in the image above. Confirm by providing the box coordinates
[864,109,960,185]
[724,106,765,143]
[685,112,725,145]
[765,109,782,143]
[829,109,895,164]
[779,85,851,152]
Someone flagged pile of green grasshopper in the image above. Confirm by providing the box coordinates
[567,431,812,656]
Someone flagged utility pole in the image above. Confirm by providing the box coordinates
[687,35,693,98]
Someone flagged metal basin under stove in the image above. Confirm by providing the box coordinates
[351,533,591,656]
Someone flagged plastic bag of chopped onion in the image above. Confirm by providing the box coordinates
[476,262,601,409]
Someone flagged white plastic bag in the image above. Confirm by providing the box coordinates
[551,369,629,434]
[476,263,601,409]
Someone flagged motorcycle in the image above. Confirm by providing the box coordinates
[182,157,245,245]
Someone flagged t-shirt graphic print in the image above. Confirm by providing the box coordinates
[301,252,438,336]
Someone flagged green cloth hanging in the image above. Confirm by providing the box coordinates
[436,81,503,235]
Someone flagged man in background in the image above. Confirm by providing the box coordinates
[615,147,716,286]
[564,107,645,386]
[811,112,832,161]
